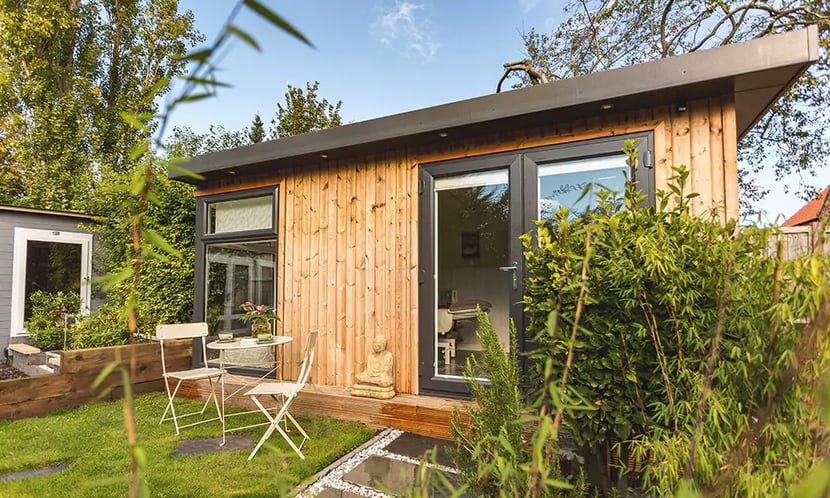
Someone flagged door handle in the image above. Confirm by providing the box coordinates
[499,262,519,290]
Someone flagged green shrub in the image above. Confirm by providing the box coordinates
[24,291,80,351]
[522,149,830,495]
[69,301,131,350]
[449,310,589,497]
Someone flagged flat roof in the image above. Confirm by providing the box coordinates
[176,26,818,185]
[0,205,94,220]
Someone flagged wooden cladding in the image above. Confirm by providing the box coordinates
[273,155,419,395]
[195,96,739,394]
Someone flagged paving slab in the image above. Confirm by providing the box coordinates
[174,434,254,457]
[0,463,70,482]
[342,455,418,495]
[384,432,455,468]
[315,488,365,498]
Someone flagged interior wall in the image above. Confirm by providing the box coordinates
[194,94,738,395]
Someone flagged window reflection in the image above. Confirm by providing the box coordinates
[538,155,629,220]
[205,240,276,337]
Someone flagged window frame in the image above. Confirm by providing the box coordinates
[10,227,93,337]
[193,186,279,372]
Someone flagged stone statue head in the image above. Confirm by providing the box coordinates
[373,335,387,353]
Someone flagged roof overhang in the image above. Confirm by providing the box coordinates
[175,26,819,185]
[0,204,94,220]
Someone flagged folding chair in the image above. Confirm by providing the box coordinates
[157,323,224,434]
[246,331,317,460]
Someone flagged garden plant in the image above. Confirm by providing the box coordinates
[445,141,830,497]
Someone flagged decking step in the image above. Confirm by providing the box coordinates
[8,343,41,356]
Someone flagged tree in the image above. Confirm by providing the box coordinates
[249,113,264,143]
[270,80,342,138]
[0,0,201,210]
[166,125,249,159]
[517,1,830,211]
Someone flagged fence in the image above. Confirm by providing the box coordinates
[769,224,829,259]
[0,340,191,420]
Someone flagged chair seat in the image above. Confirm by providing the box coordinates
[165,367,223,381]
[245,382,299,397]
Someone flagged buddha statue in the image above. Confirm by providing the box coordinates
[351,335,396,399]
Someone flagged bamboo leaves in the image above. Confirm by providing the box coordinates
[522,152,830,494]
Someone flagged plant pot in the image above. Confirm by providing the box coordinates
[251,321,271,337]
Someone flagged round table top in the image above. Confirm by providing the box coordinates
[207,335,293,350]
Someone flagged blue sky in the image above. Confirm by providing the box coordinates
[168,1,829,223]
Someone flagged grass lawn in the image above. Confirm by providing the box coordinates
[0,391,376,497]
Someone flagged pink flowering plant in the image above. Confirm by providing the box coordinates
[238,301,280,325]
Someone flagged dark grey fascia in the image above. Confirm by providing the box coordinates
[172,26,818,185]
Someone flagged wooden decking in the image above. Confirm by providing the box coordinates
[179,376,470,440]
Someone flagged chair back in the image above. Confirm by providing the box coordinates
[294,332,318,389]
[156,323,209,374]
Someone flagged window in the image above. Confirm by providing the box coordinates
[10,228,92,336]
[205,240,276,335]
[207,195,273,234]
[195,187,278,342]
[538,154,629,220]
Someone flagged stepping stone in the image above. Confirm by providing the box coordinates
[385,432,455,468]
[314,488,364,498]
[175,434,254,457]
[0,463,70,482]
[342,455,417,495]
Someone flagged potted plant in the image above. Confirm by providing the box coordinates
[239,301,279,337]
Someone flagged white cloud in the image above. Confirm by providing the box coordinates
[372,2,440,60]
[519,0,540,12]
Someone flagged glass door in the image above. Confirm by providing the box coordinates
[418,133,654,396]
[419,154,526,395]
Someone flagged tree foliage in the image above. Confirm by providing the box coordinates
[270,80,342,139]
[518,0,830,210]
[249,113,264,143]
[0,0,202,210]
[166,124,249,159]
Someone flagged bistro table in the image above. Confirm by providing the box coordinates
[206,335,293,445]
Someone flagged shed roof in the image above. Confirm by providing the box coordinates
[0,204,94,220]
[175,26,819,185]
[782,186,830,227]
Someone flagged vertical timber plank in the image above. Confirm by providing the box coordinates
[689,99,711,215]
[709,97,726,223]
[721,96,740,221]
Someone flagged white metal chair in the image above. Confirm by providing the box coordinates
[245,331,318,460]
[157,323,224,434]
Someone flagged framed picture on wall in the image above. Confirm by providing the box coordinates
[461,231,480,258]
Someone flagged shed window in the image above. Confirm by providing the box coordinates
[195,186,279,345]
[10,228,92,337]
[207,195,273,234]
[538,154,629,220]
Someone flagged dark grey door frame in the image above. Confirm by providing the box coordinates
[418,152,527,396]
[417,132,655,397]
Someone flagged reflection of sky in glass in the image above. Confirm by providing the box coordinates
[538,155,628,220]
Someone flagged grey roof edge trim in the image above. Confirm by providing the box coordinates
[0,204,95,219]
[735,24,818,139]
[175,26,818,179]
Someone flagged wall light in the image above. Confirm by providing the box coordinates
[676,103,688,113]
[600,103,614,110]
[438,132,448,138]
[320,153,329,159]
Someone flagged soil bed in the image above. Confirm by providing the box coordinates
[0,362,26,380]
